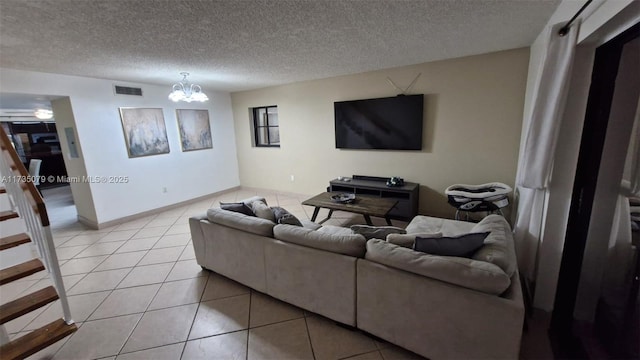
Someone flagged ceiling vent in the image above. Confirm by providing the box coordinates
[114,85,143,96]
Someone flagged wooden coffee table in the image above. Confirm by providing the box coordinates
[302,192,398,225]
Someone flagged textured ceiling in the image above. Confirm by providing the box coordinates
[0,0,560,93]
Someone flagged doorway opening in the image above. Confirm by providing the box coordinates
[0,93,79,227]
[551,22,640,359]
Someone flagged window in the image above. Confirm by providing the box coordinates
[252,106,279,147]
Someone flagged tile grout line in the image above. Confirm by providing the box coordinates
[117,340,186,358]
[178,270,214,359]
[112,279,165,357]
[303,315,318,360]
[245,289,253,360]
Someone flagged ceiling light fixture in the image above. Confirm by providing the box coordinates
[34,109,53,120]
[168,72,209,103]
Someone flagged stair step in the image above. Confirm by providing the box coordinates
[0,259,45,285]
[0,233,31,251]
[0,286,59,324]
[0,210,19,222]
[0,318,77,360]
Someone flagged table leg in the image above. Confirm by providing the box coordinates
[363,214,373,225]
[318,209,334,224]
[385,217,393,226]
[311,207,320,222]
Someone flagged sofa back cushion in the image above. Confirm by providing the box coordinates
[251,201,276,222]
[220,202,255,216]
[207,208,275,237]
[365,239,511,295]
[413,232,489,257]
[273,224,367,257]
[271,206,303,227]
[241,196,267,206]
[351,225,406,240]
[405,215,474,236]
[386,232,442,248]
[470,215,517,277]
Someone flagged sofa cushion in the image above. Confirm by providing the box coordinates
[274,224,366,257]
[219,202,255,216]
[351,225,406,240]
[301,220,322,231]
[470,215,516,277]
[271,206,303,227]
[386,232,442,248]
[251,201,276,222]
[405,215,475,236]
[206,208,275,237]
[241,196,267,206]
[317,225,353,236]
[365,239,511,295]
[413,232,489,257]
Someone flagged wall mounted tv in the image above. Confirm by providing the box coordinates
[334,94,424,150]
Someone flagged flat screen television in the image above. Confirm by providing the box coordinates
[334,94,424,150]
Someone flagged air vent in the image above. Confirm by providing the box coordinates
[114,85,143,96]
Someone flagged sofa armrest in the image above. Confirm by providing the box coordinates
[357,259,524,359]
[189,215,208,266]
[365,239,510,295]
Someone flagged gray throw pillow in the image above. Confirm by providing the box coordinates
[351,225,406,240]
[271,206,303,227]
[251,201,276,222]
[220,202,255,216]
[387,232,442,248]
[413,232,490,257]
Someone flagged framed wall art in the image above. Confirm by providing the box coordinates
[119,107,170,158]
[176,109,212,151]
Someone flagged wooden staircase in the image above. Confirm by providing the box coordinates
[0,229,77,359]
[1,126,77,359]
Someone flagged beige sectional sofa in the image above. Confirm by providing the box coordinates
[189,196,524,359]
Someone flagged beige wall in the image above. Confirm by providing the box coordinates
[231,48,529,218]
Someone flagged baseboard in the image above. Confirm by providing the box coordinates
[77,215,99,229]
[79,186,241,230]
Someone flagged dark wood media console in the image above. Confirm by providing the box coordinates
[328,175,419,221]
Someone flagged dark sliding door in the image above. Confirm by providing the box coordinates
[550,22,640,359]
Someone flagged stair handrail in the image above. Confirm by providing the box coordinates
[0,128,49,226]
[0,126,74,326]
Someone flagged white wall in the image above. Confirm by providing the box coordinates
[50,97,98,223]
[231,48,530,218]
[519,0,639,311]
[0,69,240,225]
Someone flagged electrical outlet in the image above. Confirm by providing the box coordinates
[290,175,295,182]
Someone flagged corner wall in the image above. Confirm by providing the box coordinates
[231,48,529,218]
[50,97,98,224]
[0,69,240,225]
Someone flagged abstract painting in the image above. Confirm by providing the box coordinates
[119,108,170,158]
[176,109,212,151]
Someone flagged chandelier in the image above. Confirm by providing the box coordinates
[168,72,209,103]
[34,109,53,120]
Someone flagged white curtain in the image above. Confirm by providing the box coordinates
[514,22,580,281]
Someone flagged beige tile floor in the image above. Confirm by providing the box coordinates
[2,186,424,360]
